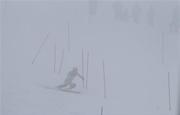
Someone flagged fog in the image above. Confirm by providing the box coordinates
[1,1,180,115]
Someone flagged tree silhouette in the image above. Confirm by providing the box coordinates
[169,5,180,33]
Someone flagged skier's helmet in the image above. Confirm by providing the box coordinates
[72,67,78,72]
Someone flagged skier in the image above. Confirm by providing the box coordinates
[57,67,84,90]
